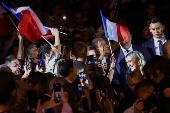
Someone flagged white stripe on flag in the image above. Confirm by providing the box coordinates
[106,19,118,42]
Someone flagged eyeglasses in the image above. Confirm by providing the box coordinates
[10,63,21,68]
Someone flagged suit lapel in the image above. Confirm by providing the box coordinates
[149,38,156,55]
[115,47,128,74]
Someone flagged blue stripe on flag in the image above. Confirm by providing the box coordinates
[2,2,22,20]
[100,10,109,39]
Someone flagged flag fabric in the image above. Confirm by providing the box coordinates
[2,2,54,43]
[103,0,118,9]
[100,10,128,42]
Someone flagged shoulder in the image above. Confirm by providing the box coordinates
[142,37,154,45]
[123,105,134,113]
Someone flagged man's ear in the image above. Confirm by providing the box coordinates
[162,25,165,30]
[11,89,17,97]
[96,47,99,52]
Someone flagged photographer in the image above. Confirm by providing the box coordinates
[124,81,158,113]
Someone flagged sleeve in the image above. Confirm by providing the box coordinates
[143,47,151,62]
[61,103,73,113]
[89,89,99,112]
[112,68,122,94]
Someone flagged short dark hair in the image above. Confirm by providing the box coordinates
[150,17,163,25]
[92,37,104,48]
[4,55,17,64]
[63,83,79,104]
[134,81,153,99]
[0,71,16,105]
[38,44,52,59]
[73,41,86,58]
[25,43,36,56]
[28,72,47,88]
[87,46,96,51]
[57,59,73,78]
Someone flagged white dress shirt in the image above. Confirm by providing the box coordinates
[119,44,133,56]
[153,36,167,56]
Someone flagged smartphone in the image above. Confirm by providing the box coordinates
[87,55,95,71]
[44,107,56,113]
[102,56,106,64]
[100,89,106,101]
[25,55,30,70]
[53,83,61,103]
[38,54,43,68]
[78,71,89,88]
[24,78,31,86]
[27,90,38,110]
[78,85,85,96]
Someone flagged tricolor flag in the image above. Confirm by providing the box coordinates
[100,10,128,42]
[1,2,53,43]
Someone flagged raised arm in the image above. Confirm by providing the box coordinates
[17,33,24,60]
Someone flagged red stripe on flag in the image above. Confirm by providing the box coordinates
[117,24,128,42]
[18,10,42,43]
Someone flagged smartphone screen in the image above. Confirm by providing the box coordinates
[53,83,61,103]
[87,55,95,71]
[78,71,89,88]
[100,89,106,101]
[38,54,43,68]
[24,78,31,86]
[102,56,106,64]
[27,90,38,110]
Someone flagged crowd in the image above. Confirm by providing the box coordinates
[0,0,170,113]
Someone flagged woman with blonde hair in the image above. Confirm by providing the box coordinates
[125,51,146,74]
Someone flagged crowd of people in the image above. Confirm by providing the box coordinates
[0,0,170,113]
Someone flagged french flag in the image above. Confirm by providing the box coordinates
[2,2,53,43]
[100,10,128,42]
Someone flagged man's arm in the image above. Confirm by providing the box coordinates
[17,33,24,60]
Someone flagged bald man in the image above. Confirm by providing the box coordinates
[162,40,170,60]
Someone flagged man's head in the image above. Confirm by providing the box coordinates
[143,25,153,39]
[75,11,84,26]
[25,43,38,59]
[127,69,144,93]
[5,55,21,75]
[146,56,170,84]
[119,31,132,49]
[149,17,164,39]
[134,81,154,100]
[146,3,155,16]
[92,38,111,56]
[73,41,86,60]
[162,40,170,60]
[87,46,97,57]
[38,44,53,60]
[28,72,47,97]
[0,71,16,107]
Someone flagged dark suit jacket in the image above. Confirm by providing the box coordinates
[112,45,151,94]
[142,37,156,57]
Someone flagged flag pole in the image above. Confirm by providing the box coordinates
[41,36,62,55]
[107,38,113,53]
[41,36,53,46]
[8,15,18,30]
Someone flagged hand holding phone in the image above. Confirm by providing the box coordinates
[100,89,106,102]
[78,71,89,88]
[87,55,95,71]
[53,83,61,103]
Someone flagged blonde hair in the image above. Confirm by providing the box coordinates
[12,80,31,113]
[125,51,146,71]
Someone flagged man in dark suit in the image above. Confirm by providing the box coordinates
[112,31,151,99]
[142,17,167,57]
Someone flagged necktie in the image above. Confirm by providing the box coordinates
[158,40,163,56]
